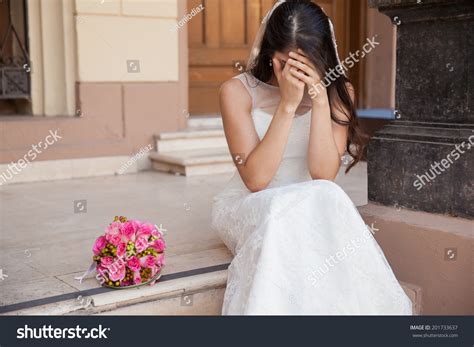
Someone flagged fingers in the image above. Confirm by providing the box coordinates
[288,50,324,85]
[289,67,313,86]
[289,50,317,70]
[281,63,303,86]
[287,58,314,77]
[274,56,304,89]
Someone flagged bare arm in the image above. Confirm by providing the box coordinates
[287,50,353,180]
[306,89,351,180]
[219,59,305,192]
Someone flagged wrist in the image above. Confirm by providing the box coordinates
[311,91,329,107]
[278,101,297,117]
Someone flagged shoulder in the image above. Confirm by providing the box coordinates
[219,76,252,112]
[219,78,245,97]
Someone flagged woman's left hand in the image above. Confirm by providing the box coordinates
[287,49,328,103]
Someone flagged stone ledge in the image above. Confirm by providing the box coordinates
[359,203,473,238]
[400,281,423,315]
[1,270,228,316]
[359,203,474,315]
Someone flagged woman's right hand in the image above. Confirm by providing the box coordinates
[273,57,305,115]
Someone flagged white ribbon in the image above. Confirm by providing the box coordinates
[74,262,96,284]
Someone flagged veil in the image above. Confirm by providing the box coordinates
[246,0,343,74]
[246,0,286,70]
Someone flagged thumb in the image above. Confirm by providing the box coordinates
[272,58,283,82]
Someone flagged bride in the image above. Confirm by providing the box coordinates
[211,0,412,315]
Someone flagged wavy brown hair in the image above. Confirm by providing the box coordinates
[249,0,367,172]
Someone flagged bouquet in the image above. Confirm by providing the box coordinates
[92,216,166,288]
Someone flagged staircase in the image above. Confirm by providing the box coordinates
[150,116,236,176]
[3,262,422,315]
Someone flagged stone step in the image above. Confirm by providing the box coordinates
[150,149,235,176]
[0,246,233,316]
[2,266,422,315]
[1,270,227,316]
[187,115,223,129]
[94,275,422,315]
[0,239,422,316]
[156,128,227,153]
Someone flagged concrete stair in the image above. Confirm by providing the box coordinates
[150,148,235,176]
[156,129,227,152]
[2,266,422,316]
[93,276,421,316]
[187,115,223,128]
[150,116,235,176]
[0,229,422,315]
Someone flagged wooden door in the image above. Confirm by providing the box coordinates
[188,0,365,115]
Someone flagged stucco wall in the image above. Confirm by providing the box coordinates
[0,0,188,166]
[75,0,179,82]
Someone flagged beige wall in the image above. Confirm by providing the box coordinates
[0,0,188,165]
[75,0,179,82]
[361,204,473,315]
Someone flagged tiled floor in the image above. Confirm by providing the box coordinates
[0,163,367,307]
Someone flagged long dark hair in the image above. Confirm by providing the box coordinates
[249,0,366,172]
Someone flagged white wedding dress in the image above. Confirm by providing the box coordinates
[211,72,412,315]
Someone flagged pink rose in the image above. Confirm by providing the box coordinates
[137,222,154,238]
[135,237,149,253]
[151,238,166,252]
[108,261,125,282]
[107,234,122,246]
[151,228,160,238]
[96,265,107,277]
[133,270,142,284]
[127,256,141,272]
[116,242,127,258]
[105,221,121,236]
[140,255,156,269]
[106,221,125,245]
[100,256,114,267]
[93,236,107,255]
[121,220,139,242]
[96,266,108,285]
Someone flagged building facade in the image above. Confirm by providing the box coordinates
[0,0,394,184]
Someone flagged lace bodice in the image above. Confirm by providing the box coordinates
[217,73,314,197]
